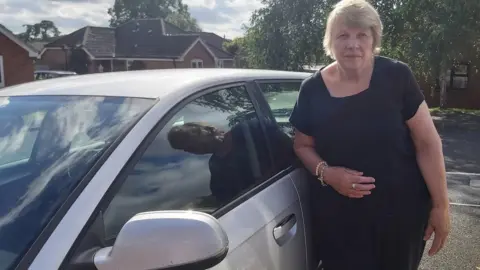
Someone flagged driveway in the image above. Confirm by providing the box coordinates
[420,112,480,270]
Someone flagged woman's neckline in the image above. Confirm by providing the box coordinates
[318,56,379,99]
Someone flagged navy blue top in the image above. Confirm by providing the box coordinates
[289,56,431,219]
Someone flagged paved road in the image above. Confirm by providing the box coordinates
[419,121,480,270]
[442,129,480,174]
[420,175,480,270]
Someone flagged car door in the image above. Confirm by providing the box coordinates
[51,82,304,270]
[211,81,306,270]
[254,79,315,270]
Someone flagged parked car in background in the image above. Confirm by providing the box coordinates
[34,70,77,80]
[0,69,313,270]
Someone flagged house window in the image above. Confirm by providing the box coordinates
[451,64,468,89]
[191,59,203,68]
[436,63,469,91]
[0,55,5,88]
[216,59,224,68]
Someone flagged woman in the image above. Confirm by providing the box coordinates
[289,0,450,269]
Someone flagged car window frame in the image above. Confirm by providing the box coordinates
[254,79,303,125]
[252,79,304,166]
[92,81,277,223]
[254,79,303,120]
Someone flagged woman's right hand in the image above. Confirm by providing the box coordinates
[323,167,376,198]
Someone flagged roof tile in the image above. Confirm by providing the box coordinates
[42,19,234,60]
[85,27,115,57]
[45,27,87,48]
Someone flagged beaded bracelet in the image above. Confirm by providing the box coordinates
[315,161,329,186]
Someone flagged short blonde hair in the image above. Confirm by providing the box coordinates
[323,0,383,59]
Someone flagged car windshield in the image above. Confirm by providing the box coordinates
[0,95,154,270]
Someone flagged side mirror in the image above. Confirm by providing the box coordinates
[93,211,229,270]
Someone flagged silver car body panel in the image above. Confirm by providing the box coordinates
[210,173,305,270]
[213,197,306,270]
[289,168,314,269]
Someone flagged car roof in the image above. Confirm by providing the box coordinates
[1,69,311,99]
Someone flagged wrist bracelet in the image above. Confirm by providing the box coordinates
[315,161,328,186]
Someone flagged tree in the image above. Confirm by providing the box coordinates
[223,38,241,55]
[223,37,249,68]
[18,20,60,42]
[108,0,201,31]
[375,0,480,108]
[241,0,337,70]
[165,4,202,32]
[244,0,480,107]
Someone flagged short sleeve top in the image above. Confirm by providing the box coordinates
[289,56,430,215]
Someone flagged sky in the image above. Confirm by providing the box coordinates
[0,0,264,38]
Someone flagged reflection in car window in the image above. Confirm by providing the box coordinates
[102,85,291,239]
[0,112,46,166]
[0,96,154,270]
[258,81,302,137]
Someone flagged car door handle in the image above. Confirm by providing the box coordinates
[273,214,297,246]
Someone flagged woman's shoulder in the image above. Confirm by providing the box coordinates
[376,56,411,73]
[375,56,413,83]
[301,71,322,87]
[299,69,327,94]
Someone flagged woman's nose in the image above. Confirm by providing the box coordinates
[345,38,360,49]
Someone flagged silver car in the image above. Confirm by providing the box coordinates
[0,69,314,270]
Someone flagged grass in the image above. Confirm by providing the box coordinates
[430,107,480,116]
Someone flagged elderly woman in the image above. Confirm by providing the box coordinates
[290,0,450,269]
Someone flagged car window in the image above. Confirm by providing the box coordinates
[0,96,154,270]
[257,81,302,138]
[101,85,285,239]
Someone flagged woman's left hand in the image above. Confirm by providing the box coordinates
[424,206,451,256]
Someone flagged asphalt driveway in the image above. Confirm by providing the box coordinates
[433,110,480,174]
[419,112,480,270]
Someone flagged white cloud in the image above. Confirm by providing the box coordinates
[190,0,265,38]
[224,0,263,10]
[200,22,243,39]
[54,1,111,26]
[0,0,112,34]
[184,0,216,9]
[0,0,260,38]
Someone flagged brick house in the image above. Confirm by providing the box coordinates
[420,63,480,109]
[38,19,235,74]
[0,25,39,88]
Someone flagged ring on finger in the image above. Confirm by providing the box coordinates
[352,183,356,190]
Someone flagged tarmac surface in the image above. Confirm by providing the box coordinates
[419,114,480,270]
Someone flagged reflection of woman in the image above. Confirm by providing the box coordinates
[290,1,450,269]
[168,119,293,204]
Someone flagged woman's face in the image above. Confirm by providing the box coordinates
[331,23,374,70]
